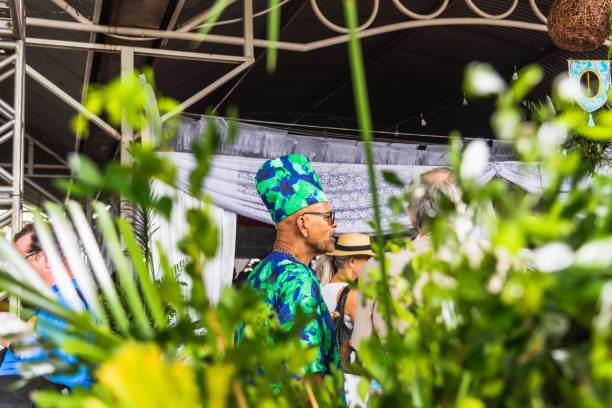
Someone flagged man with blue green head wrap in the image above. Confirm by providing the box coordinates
[246,154,341,376]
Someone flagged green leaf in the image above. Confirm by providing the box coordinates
[156,241,185,317]
[68,153,104,187]
[54,178,93,197]
[66,200,131,336]
[457,397,485,408]
[93,201,153,339]
[358,377,370,402]
[491,108,522,140]
[155,196,173,219]
[382,170,404,187]
[226,105,240,143]
[576,124,612,141]
[44,202,109,328]
[510,65,543,102]
[117,218,167,330]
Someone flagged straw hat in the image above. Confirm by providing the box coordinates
[328,233,375,257]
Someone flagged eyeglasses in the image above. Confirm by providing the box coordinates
[301,211,335,225]
[23,248,42,259]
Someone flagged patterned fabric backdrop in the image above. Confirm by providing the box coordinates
[162,153,560,234]
[164,116,609,233]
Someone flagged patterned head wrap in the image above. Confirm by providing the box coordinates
[255,154,328,224]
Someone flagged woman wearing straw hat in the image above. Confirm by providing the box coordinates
[316,233,374,339]
[316,233,374,407]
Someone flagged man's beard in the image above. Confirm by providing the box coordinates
[313,238,334,254]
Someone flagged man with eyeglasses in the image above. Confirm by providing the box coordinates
[241,154,342,378]
[0,224,92,406]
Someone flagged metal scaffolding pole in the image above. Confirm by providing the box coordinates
[7,0,25,316]
[120,47,134,222]
[11,34,24,238]
[25,64,121,141]
[120,46,134,165]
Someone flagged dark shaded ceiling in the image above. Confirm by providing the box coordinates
[0,0,608,205]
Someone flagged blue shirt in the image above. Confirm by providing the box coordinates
[0,280,93,389]
[243,252,341,375]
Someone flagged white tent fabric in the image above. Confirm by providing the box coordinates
[160,152,553,234]
[154,117,611,301]
[150,181,236,304]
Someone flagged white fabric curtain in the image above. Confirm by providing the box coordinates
[171,117,516,165]
[150,181,236,304]
[161,152,562,234]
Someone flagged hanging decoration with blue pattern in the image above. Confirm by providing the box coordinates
[568,59,611,127]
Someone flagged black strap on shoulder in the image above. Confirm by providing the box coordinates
[0,347,7,369]
[335,285,351,316]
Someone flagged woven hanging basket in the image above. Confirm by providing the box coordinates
[548,0,612,52]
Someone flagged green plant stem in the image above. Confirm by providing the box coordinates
[342,0,395,358]
[266,0,280,73]
[199,0,233,37]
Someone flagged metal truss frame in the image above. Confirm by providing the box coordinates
[16,0,566,52]
[0,0,258,230]
[0,0,585,232]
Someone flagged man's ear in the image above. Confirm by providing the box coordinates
[407,207,415,228]
[296,215,309,238]
[348,256,356,268]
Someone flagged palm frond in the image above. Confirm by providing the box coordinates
[0,200,183,366]
[120,188,160,271]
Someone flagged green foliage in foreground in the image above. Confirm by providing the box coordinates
[352,63,612,407]
[3,0,612,406]
[0,99,345,406]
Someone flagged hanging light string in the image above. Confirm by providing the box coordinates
[181,113,501,145]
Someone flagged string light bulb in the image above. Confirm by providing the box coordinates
[462,93,468,106]
[420,113,427,127]
[512,65,519,81]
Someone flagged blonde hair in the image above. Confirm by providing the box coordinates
[411,167,464,229]
[315,254,350,285]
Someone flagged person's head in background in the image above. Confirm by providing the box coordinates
[13,223,55,287]
[408,167,464,236]
[315,233,374,285]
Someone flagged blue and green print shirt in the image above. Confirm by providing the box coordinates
[247,251,341,375]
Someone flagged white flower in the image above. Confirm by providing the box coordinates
[551,349,568,362]
[575,238,612,269]
[454,215,474,241]
[555,74,579,102]
[471,69,506,95]
[537,122,567,153]
[532,243,574,272]
[594,282,612,332]
[461,140,489,181]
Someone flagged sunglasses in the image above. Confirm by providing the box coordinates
[23,248,42,259]
[301,211,336,225]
